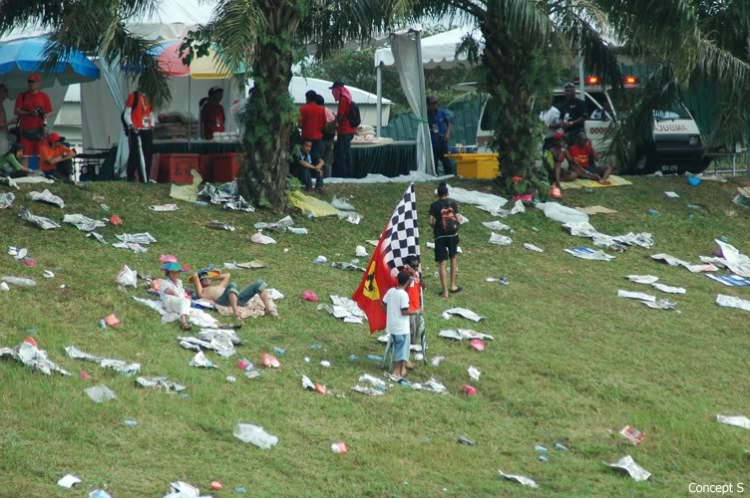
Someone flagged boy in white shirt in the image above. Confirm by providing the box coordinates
[382,271,420,379]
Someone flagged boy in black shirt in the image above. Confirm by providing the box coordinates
[429,183,461,298]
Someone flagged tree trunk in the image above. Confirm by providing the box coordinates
[238,5,300,209]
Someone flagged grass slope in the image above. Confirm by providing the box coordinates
[1,176,749,497]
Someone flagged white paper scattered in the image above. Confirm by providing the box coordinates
[564,221,654,250]
[136,376,186,392]
[606,455,651,482]
[664,191,680,198]
[65,346,141,376]
[0,341,70,376]
[63,214,106,232]
[489,233,512,246]
[355,245,368,257]
[0,192,14,209]
[149,204,179,212]
[164,481,207,498]
[19,208,60,229]
[85,384,117,403]
[116,233,157,245]
[716,294,750,313]
[652,283,686,294]
[628,275,659,285]
[233,423,278,449]
[442,308,484,322]
[482,221,513,232]
[717,414,750,430]
[250,232,276,244]
[642,299,677,311]
[116,265,138,288]
[189,351,216,368]
[28,189,64,208]
[537,202,589,224]
[57,475,82,489]
[438,329,495,341]
[618,290,657,303]
[523,243,544,253]
[468,366,481,381]
[498,470,538,488]
[711,240,750,277]
[651,253,718,273]
[318,295,367,324]
[205,221,235,232]
[87,232,107,245]
[254,216,295,232]
[565,247,615,261]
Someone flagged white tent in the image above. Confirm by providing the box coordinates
[374,28,483,69]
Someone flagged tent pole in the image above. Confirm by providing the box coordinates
[188,77,192,147]
[415,30,435,176]
[578,47,585,100]
[376,63,383,137]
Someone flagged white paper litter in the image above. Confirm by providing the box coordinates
[468,366,481,381]
[711,240,750,277]
[255,215,294,232]
[0,341,70,376]
[57,474,82,489]
[717,414,750,430]
[19,208,60,229]
[288,227,308,235]
[1,276,37,287]
[116,265,138,288]
[652,283,686,294]
[233,423,278,449]
[149,204,179,212]
[565,247,615,261]
[498,470,538,488]
[63,214,106,232]
[164,481,207,498]
[664,191,680,198]
[606,455,651,482]
[523,243,544,253]
[302,375,315,391]
[442,308,484,322]
[85,384,117,403]
[489,233,512,246]
[537,202,589,224]
[116,233,157,245]
[267,288,284,300]
[205,221,235,231]
[564,221,654,250]
[358,373,388,391]
[223,260,267,270]
[0,282,9,291]
[0,192,14,209]
[618,290,657,303]
[651,253,718,273]
[331,196,356,211]
[179,329,240,358]
[251,232,276,245]
[318,295,367,324]
[65,346,141,376]
[28,189,64,208]
[136,376,186,392]
[113,242,147,254]
[189,351,216,368]
[438,329,495,341]
[628,275,660,285]
[445,185,508,214]
[133,297,220,328]
[642,299,677,310]
[412,378,448,394]
[87,232,107,244]
[482,221,513,232]
[355,245,368,257]
[314,255,328,264]
[716,294,750,313]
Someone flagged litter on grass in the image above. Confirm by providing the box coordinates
[706,274,750,287]
[113,242,147,254]
[135,376,186,392]
[439,329,494,341]
[0,341,70,376]
[564,222,654,251]
[716,294,750,313]
[224,260,267,270]
[620,425,646,446]
[57,474,82,489]
[189,351,216,368]
[482,221,513,232]
[575,205,618,215]
[618,290,657,303]
[261,352,281,368]
[0,192,14,209]
[133,296,220,329]
[116,265,138,288]
[468,366,481,381]
[28,189,64,208]
[149,204,179,212]
[665,191,680,198]
[314,255,328,264]
[653,283,686,294]
[444,186,508,215]
[489,233,512,246]
[63,214,106,232]
[205,221,235,231]
[164,481,209,498]
[642,299,677,311]
[116,233,157,245]
[179,329,240,358]
[254,216,295,232]
[498,471,538,489]
[331,196,356,211]
[64,346,141,376]
[628,275,659,285]
[565,247,615,261]
[606,455,651,481]
[90,489,112,498]
[250,232,276,245]
[318,295,366,324]
[234,423,278,449]
[1,276,37,287]
[85,384,117,403]
[537,202,589,224]
[524,243,544,253]
[355,245,368,257]
[651,253,718,273]
[706,240,750,277]
[19,208,60,229]
[442,308,484,322]
[486,277,509,286]
[717,415,750,430]
[87,232,107,244]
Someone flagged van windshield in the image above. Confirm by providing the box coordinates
[654,104,690,121]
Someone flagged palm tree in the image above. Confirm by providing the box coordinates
[0,0,410,208]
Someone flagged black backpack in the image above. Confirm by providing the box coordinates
[348,102,362,128]
[439,201,459,235]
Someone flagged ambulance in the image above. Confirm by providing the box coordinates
[475,75,708,174]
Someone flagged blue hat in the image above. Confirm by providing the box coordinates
[160,262,188,272]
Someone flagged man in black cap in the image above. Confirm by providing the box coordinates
[559,83,588,144]
[427,95,454,175]
[330,80,357,177]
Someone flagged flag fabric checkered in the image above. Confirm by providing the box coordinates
[380,184,420,277]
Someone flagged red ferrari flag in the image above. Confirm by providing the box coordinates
[353,184,420,333]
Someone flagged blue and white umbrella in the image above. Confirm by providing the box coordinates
[0,36,99,89]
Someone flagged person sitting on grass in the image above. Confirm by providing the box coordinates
[39,132,76,182]
[190,270,274,319]
[568,131,612,184]
[159,261,192,331]
[296,139,326,194]
[544,131,580,198]
[0,143,34,178]
[382,271,420,380]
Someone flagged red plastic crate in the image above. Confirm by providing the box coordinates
[158,154,199,184]
[211,153,240,183]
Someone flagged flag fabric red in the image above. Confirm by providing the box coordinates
[352,184,420,333]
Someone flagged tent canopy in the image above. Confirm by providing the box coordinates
[374,28,483,69]
[286,77,391,105]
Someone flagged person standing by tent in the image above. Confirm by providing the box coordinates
[201,86,225,140]
[316,94,336,178]
[123,88,154,182]
[14,74,52,163]
[331,80,357,177]
[299,90,326,161]
[429,183,461,298]
[427,96,454,175]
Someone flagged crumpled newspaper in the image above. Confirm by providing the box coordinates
[199,181,255,211]
[116,265,138,288]
[87,232,108,245]
[178,329,240,358]
[468,366,481,381]
[164,481,211,498]
[331,262,365,272]
[439,329,495,341]
[523,243,544,253]
[19,208,60,229]
[224,196,254,212]
[136,376,186,392]
[331,196,356,211]
[652,283,686,294]
[318,295,367,324]
[606,455,651,481]
[113,242,147,253]
[489,233,512,246]
[288,227,308,235]
[133,297,220,328]
[705,240,750,277]
[717,414,750,430]
[149,204,179,212]
[651,253,718,273]
[250,232,276,245]
[116,233,157,245]
[482,221,513,232]
[63,214,107,232]
[28,189,64,208]
[331,196,362,224]
[0,341,70,376]
[498,470,538,488]
[205,221,235,231]
[233,423,278,449]
[564,221,654,251]
[628,275,659,285]
[642,299,677,311]
[441,308,485,322]
[716,294,750,313]
[7,246,28,260]
[85,384,117,403]
[413,378,448,394]
[565,247,615,261]
[617,290,657,303]
[189,351,216,368]
[255,216,294,232]
[537,201,588,224]
[65,346,141,376]
[0,192,15,209]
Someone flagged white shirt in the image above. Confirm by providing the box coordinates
[159,278,184,301]
[383,287,410,336]
[539,106,561,138]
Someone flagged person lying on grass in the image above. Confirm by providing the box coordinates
[190,270,274,319]
[382,271,421,380]
[568,131,613,184]
[159,262,192,331]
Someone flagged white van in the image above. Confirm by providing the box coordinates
[475,77,707,174]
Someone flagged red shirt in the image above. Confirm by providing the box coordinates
[125,92,154,129]
[201,101,225,140]
[39,142,72,172]
[336,96,357,135]
[298,103,327,140]
[15,91,52,130]
[568,143,595,169]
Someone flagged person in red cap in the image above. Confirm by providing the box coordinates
[39,132,76,182]
[543,131,579,198]
[14,73,52,160]
[123,86,155,182]
[200,86,225,140]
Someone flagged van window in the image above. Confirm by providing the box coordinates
[654,103,690,120]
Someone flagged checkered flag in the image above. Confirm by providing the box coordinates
[380,183,420,276]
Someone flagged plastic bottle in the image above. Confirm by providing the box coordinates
[367,354,383,362]
[98,319,107,329]
[349,354,359,362]
[273,347,286,356]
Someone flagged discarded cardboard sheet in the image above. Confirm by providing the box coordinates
[716,294,750,313]
[575,205,618,215]
[565,247,615,261]
[19,208,60,229]
[716,415,750,430]
[498,471,538,488]
[65,346,141,376]
[28,189,64,208]
[442,308,484,322]
[606,455,651,481]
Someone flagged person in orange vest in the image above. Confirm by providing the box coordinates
[123,88,155,182]
[14,73,52,162]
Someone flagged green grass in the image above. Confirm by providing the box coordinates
[1,175,749,497]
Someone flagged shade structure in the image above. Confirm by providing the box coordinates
[374,28,484,69]
[154,40,245,79]
[0,37,100,89]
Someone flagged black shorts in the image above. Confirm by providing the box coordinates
[434,235,459,262]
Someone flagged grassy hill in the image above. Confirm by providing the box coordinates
[1,175,749,496]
